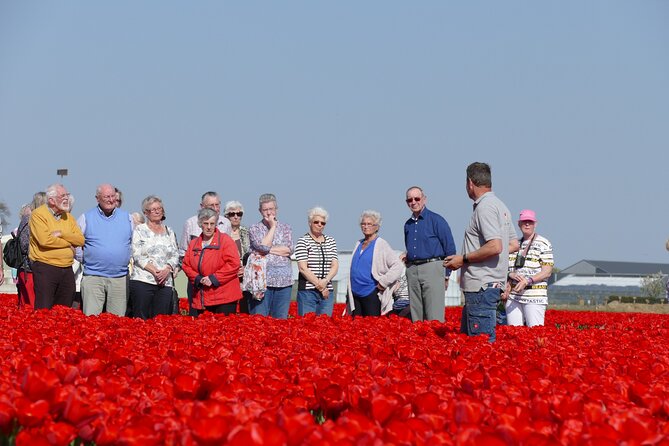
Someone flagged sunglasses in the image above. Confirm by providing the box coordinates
[226,212,243,217]
[312,220,326,226]
[406,197,422,203]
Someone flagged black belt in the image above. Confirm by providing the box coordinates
[407,257,444,266]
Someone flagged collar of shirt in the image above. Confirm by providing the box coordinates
[410,207,428,222]
[96,205,117,218]
[473,191,494,210]
[48,206,62,220]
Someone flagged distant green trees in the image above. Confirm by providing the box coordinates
[641,272,667,300]
[0,201,9,233]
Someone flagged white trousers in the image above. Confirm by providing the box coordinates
[505,300,546,327]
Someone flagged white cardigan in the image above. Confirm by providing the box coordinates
[346,237,404,315]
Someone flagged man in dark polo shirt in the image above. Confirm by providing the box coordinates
[403,186,456,322]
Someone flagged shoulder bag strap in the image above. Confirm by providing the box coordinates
[521,233,536,257]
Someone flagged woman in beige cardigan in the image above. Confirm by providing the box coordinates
[347,210,403,316]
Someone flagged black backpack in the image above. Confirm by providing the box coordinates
[3,223,27,269]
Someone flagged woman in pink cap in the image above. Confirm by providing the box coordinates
[502,209,554,326]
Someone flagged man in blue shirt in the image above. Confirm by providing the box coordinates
[403,186,456,322]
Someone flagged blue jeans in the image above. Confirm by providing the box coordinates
[461,286,500,343]
[249,286,292,319]
[297,289,334,317]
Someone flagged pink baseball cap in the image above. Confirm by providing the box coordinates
[518,209,537,222]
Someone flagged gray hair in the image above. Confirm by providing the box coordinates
[141,195,166,220]
[66,194,75,213]
[201,191,220,203]
[224,200,244,214]
[258,193,277,209]
[359,209,382,227]
[19,204,32,218]
[308,206,329,223]
[30,192,47,210]
[96,183,115,197]
[131,212,145,226]
[405,186,425,197]
[115,187,123,207]
[45,184,64,199]
[198,207,218,226]
[467,162,492,187]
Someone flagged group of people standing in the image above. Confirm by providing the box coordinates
[3,161,553,342]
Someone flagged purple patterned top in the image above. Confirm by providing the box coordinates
[18,215,31,271]
[249,220,293,288]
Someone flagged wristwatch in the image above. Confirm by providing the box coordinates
[463,253,469,264]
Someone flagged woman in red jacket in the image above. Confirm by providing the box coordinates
[182,208,241,315]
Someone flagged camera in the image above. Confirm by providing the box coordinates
[514,254,526,269]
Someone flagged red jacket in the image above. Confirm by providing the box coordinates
[182,229,241,309]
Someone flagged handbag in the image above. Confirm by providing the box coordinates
[513,233,536,269]
[242,253,267,300]
[165,227,180,315]
[3,223,28,269]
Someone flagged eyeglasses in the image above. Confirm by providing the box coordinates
[360,223,377,227]
[147,207,163,213]
[406,197,422,203]
[312,220,326,226]
[226,212,244,218]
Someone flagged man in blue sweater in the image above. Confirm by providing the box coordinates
[77,184,133,316]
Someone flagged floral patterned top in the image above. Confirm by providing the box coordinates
[234,226,251,263]
[249,221,293,288]
[18,215,31,271]
[130,223,180,287]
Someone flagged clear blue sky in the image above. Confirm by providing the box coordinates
[1,1,668,269]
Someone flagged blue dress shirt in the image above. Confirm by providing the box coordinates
[404,207,456,263]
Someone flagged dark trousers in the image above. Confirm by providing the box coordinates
[186,281,199,317]
[388,306,412,320]
[129,280,172,320]
[353,290,381,317]
[197,301,237,316]
[238,288,251,314]
[32,261,75,310]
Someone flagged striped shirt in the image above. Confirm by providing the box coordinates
[294,233,338,291]
[508,234,554,305]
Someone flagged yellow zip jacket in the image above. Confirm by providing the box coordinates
[29,204,85,267]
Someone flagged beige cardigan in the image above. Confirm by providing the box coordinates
[346,237,404,315]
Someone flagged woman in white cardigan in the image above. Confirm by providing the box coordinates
[347,210,403,316]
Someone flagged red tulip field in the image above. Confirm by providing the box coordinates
[1,293,668,445]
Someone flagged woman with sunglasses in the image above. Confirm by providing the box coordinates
[294,207,339,316]
[502,209,554,327]
[346,210,403,317]
[224,200,251,313]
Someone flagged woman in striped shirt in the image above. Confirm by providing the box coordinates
[294,207,339,316]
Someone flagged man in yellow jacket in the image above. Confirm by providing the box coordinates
[29,184,84,309]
